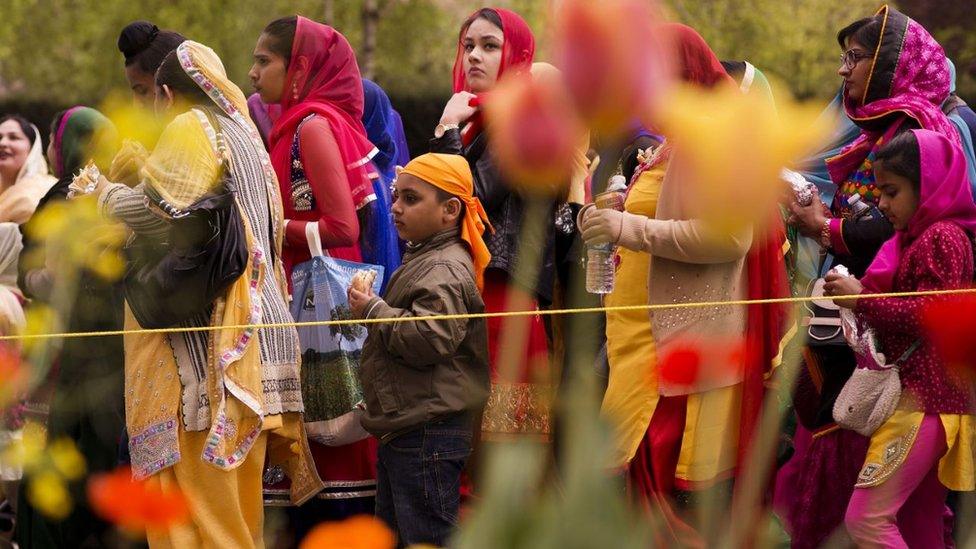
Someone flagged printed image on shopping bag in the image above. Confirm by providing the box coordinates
[291,256,383,428]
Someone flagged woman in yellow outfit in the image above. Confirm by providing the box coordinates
[93,41,321,547]
[587,25,793,547]
[599,147,741,548]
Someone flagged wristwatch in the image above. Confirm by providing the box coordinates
[434,123,459,139]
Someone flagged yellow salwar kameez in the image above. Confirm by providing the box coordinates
[602,160,741,487]
[102,41,321,548]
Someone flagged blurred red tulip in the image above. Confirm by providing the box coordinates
[655,338,751,393]
[553,0,671,137]
[485,64,587,195]
[88,467,189,532]
[656,343,701,390]
[922,295,976,380]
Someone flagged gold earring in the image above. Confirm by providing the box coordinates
[292,84,299,101]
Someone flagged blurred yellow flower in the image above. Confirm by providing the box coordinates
[24,194,126,284]
[49,438,87,480]
[98,92,166,153]
[3,421,47,470]
[652,83,832,233]
[28,470,72,520]
[5,429,87,520]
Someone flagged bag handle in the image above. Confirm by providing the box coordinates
[305,221,328,258]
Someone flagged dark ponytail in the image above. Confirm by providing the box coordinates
[262,16,298,68]
[118,21,186,75]
[461,8,504,37]
[155,50,210,105]
[875,131,922,193]
[837,16,883,50]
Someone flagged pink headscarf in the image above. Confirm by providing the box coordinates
[861,129,976,292]
[828,6,958,184]
[268,17,377,209]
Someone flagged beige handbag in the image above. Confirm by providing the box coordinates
[832,330,921,437]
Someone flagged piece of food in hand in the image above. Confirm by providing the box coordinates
[831,265,851,278]
[350,269,378,293]
[67,161,101,198]
[780,168,813,206]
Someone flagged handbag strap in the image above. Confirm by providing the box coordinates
[305,220,328,258]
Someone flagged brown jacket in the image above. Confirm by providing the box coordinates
[359,228,490,440]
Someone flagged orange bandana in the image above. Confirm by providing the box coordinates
[400,153,493,290]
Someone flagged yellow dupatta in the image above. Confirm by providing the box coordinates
[175,41,321,502]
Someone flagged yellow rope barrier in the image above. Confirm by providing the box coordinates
[2,287,974,342]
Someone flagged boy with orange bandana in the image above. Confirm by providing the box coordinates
[348,153,491,546]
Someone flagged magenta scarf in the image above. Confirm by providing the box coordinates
[861,129,976,292]
[828,6,957,184]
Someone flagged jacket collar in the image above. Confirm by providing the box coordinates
[404,227,461,262]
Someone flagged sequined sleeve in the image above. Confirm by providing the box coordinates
[857,222,974,335]
[283,117,360,250]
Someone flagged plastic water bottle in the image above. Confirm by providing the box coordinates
[586,176,627,294]
[848,194,872,219]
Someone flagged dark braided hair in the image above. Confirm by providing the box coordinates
[262,16,298,68]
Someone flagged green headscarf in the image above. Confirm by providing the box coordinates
[52,106,116,179]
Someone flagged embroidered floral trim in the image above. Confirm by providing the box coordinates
[289,121,315,212]
[129,419,180,480]
[177,42,285,255]
[201,247,267,469]
[855,423,920,488]
[481,382,551,439]
[201,410,262,469]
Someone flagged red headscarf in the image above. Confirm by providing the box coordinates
[664,24,735,89]
[667,23,792,480]
[268,17,377,209]
[451,8,535,145]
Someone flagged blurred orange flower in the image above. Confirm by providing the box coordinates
[300,515,396,549]
[485,65,587,195]
[88,467,189,532]
[0,343,26,406]
[553,0,671,137]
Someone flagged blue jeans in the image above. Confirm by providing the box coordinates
[376,413,473,548]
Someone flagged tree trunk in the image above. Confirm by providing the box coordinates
[323,0,335,24]
[361,0,380,80]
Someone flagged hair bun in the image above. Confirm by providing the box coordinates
[118,21,160,59]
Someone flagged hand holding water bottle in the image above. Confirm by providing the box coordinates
[579,175,627,294]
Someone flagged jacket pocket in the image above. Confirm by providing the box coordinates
[372,365,401,415]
